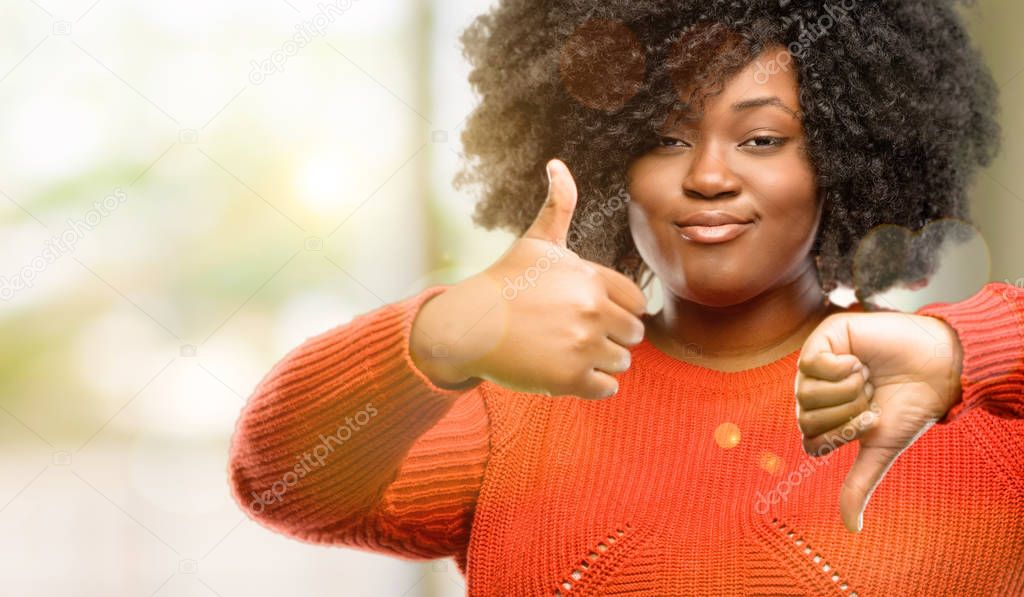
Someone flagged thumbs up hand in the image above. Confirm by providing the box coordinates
[414,159,647,399]
[794,311,964,533]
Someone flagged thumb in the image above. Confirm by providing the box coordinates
[524,159,578,247]
[840,443,901,533]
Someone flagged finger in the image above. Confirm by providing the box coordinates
[576,369,619,400]
[798,391,873,438]
[796,369,871,410]
[602,300,646,348]
[592,264,647,316]
[840,443,903,533]
[798,316,859,381]
[592,338,633,376]
[801,403,879,457]
[798,350,863,382]
[523,159,578,248]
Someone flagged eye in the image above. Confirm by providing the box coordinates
[740,135,788,150]
[658,136,690,149]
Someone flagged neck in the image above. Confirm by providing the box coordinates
[649,260,834,371]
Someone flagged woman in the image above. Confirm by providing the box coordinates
[229,1,1024,594]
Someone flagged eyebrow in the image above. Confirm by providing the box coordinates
[732,96,800,118]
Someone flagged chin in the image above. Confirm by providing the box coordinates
[659,261,761,308]
[671,279,758,309]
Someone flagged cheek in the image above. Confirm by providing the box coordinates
[746,161,818,226]
[627,199,658,250]
[741,163,821,268]
[628,198,678,272]
[626,164,673,244]
[627,164,675,217]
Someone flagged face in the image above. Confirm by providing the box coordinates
[626,46,823,308]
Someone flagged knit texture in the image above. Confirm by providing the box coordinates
[229,282,1024,596]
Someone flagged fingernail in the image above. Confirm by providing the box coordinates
[864,382,874,399]
[861,366,870,382]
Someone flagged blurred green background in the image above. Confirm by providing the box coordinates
[0,1,1021,595]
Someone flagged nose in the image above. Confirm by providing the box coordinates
[682,143,741,200]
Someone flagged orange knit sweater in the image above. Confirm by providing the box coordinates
[228,282,1024,596]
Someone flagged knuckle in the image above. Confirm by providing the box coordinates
[574,296,602,318]
[612,347,631,372]
[797,355,817,375]
[797,410,816,432]
[568,328,596,352]
[562,366,590,389]
[794,381,814,404]
[578,263,603,283]
[592,380,618,400]
[840,373,863,394]
[633,322,647,344]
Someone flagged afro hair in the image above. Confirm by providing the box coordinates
[453,0,1000,303]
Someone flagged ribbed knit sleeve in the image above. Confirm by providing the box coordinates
[228,285,491,559]
[915,282,1024,425]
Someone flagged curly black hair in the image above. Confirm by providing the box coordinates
[452,0,1000,303]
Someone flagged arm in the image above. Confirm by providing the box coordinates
[916,282,1024,424]
[228,285,491,559]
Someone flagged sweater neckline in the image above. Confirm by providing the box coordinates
[634,315,802,390]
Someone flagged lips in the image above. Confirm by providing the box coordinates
[676,211,753,227]
[674,211,754,244]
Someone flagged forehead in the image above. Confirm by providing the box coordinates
[674,45,801,119]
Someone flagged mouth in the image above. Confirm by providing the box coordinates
[674,211,755,245]
[675,223,753,244]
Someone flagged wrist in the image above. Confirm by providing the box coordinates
[410,290,483,389]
